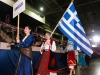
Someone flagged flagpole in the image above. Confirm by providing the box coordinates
[50,24,59,37]
[50,1,73,37]
[17,14,20,37]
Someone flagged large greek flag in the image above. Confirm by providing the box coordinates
[58,2,93,56]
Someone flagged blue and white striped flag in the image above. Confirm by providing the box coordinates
[58,2,93,56]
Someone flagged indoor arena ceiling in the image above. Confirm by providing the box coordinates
[26,0,100,36]
[0,0,100,40]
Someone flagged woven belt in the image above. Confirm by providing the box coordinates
[21,47,32,60]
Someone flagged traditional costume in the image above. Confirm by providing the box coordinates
[78,52,86,67]
[36,39,58,75]
[67,45,76,69]
[15,34,35,75]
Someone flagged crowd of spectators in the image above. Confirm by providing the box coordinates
[0,21,67,49]
[0,21,42,41]
[0,36,6,42]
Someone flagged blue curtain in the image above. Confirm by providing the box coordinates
[0,50,67,75]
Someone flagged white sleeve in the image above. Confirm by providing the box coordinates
[41,43,43,48]
[50,41,56,52]
[40,43,44,50]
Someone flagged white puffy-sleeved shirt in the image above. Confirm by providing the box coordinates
[42,40,56,52]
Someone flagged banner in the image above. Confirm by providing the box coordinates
[13,0,25,18]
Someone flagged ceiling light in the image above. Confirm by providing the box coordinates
[92,44,97,47]
[93,36,100,42]
[40,7,43,11]
[89,39,92,40]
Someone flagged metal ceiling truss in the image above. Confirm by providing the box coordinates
[45,0,100,15]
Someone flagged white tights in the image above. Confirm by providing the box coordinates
[50,72,57,75]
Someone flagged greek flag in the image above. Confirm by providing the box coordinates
[58,2,93,56]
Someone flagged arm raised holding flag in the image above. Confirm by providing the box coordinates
[46,1,93,56]
[41,0,93,56]
[40,0,93,57]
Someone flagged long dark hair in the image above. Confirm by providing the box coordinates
[25,26,32,30]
